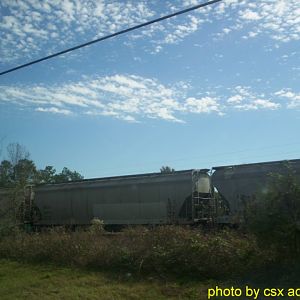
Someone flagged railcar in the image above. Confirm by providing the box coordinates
[33,169,214,227]
[1,159,300,228]
[212,159,300,224]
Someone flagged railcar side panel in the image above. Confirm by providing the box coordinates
[212,159,300,223]
[34,171,198,226]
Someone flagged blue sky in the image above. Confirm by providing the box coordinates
[0,0,299,178]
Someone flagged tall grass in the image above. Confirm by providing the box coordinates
[0,226,273,279]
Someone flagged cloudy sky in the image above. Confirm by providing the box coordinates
[0,0,299,177]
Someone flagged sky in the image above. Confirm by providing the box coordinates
[0,0,299,178]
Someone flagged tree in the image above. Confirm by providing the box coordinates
[0,160,84,230]
[36,166,57,184]
[53,167,83,183]
[160,166,175,173]
[7,143,30,166]
[0,143,33,230]
[245,165,300,256]
[36,166,84,184]
[13,159,37,186]
[0,160,13,188]
[0,158,37,188]
[0,142,84,231]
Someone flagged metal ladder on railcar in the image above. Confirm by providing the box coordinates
[192,170,216,223]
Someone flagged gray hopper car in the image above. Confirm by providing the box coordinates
[212,159,300,224]
[33,169,214,227]
[2,158,299,228]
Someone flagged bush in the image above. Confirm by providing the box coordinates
[0,226,272,279]
[244,165,300,258]
[89,218,105,233]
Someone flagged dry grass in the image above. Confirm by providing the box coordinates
[0,226,272,279]
[1,227,298,299]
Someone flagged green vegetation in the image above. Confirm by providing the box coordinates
[0,226,271,279]
[0,142,84,236]
[1,226,299,300]
[244,164,300,258]
[0,259,211,300]
[0,142,84,188]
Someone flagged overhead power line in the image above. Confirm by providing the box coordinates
[0,0,222,76]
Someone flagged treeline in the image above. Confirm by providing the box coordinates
[0,142,83,188]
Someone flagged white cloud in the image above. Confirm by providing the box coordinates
[0,75,189,122]
[1,0,299,63]
[252,99,280,110]
[184,97,222,114]
[35,107,73,115]
[275,89,300,108]
[0,75,288,122]
[240,9,261,21]
[234,99,280,111]
[227,95,243,103]
[223,28,231,34]
[234,104,258,111]
[210,0,300,43]
[227,86,281,111]
[162,15,203,44]
[0,0,154,62]
[235,0,300,42]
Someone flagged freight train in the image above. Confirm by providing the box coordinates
[1,159,300,228]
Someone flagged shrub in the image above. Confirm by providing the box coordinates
[89,218,105,233]
[0,226,273,279]
[244,165,300,258]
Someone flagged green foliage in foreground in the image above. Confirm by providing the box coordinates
[244,165,300,257]
[0,259,210,300]
[0,227,272,279]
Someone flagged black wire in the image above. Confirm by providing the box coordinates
[0,0,223,76]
